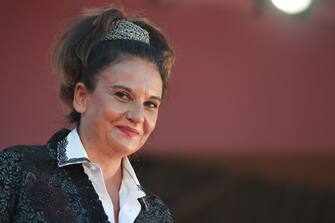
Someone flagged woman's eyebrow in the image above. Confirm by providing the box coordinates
[111,84,162,101]
[150,96,162,102]
[111,84,132,92]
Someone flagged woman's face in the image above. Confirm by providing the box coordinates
[75,57,163,157]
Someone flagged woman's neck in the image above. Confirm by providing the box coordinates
[77,126,123,179]
[78,128,123,223]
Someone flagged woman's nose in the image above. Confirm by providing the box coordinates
[126,103,144,124]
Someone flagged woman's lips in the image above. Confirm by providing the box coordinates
[116,125,140,137]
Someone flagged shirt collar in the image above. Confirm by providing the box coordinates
[57,128,146,197]
[121,158,145,197]
[57,128,89,167]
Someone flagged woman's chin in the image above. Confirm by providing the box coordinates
[108,140,141,156]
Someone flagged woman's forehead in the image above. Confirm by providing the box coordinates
[99,58,163,94]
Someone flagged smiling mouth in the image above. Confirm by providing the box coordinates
[116,125,140,137]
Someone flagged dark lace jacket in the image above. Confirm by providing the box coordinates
[0,129,172,223]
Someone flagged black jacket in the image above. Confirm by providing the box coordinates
[0,129,172,223]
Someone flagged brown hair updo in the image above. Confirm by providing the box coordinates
[52,6,175,124]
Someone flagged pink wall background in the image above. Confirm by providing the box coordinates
[1,0,334,154]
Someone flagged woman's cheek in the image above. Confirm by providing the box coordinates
[146,113,158,134]
[105,102,127,117]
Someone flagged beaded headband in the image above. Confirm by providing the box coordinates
[102,20,150,44]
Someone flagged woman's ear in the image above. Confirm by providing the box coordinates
[73,82,89,114]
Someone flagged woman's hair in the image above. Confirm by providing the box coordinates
[51,6,175,124]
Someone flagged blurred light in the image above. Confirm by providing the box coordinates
[271,0,313,14]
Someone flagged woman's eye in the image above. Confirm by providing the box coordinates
[114,91,131,101]
[144,101,158,109]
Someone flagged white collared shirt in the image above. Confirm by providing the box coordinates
[58,129,146,223]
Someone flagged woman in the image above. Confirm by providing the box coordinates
[0,5,174,223]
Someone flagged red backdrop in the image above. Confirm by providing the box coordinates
[1,0,334,155]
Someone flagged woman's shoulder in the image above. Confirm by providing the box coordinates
[0,128,71,159]
[0,145,32,162]
[0,144,52,173]
[0,144,47,160]
[136,188,173,223]
[143,189,170,208]
[0,146,42,195]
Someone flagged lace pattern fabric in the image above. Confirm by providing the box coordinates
[0,129,172,223]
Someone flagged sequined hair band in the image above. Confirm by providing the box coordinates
[102,20,150,44]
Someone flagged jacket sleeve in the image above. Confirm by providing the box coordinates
[0,148,23,223]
